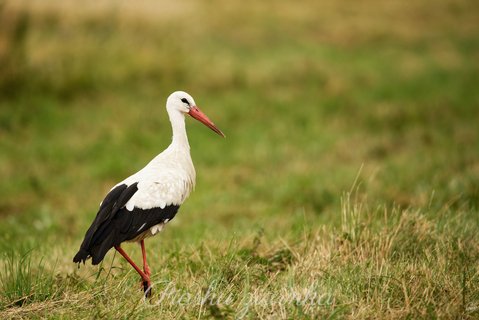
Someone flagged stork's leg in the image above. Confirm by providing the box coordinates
[140,240,151,277]
[140,240,152,297]
[115,246,151,297]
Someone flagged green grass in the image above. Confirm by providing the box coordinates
[0,249,60,308]
[0,0,478,318]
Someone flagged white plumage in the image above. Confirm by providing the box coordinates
[112,92,200,238]
[120,147,196,211]
[117,145,196,239]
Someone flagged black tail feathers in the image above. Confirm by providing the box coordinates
[73,230,117,266]
[73,248,89,264]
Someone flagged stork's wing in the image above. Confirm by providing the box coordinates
[73,183,138,264]
[73,180,182,265]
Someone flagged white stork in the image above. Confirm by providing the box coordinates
[73,91,224,296]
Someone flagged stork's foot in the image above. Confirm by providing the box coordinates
[142,279,152,298]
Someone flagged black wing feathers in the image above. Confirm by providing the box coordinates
[73,182,180,265]
[85,205,179,265]
[83,184,138,249]
[88,184,139,247]
[73,183,136,264]
[116,205,179,235]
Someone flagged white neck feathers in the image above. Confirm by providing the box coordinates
[168,110,190,149]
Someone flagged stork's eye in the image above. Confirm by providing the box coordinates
[181,98,190,106]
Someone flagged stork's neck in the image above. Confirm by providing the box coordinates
[169,110,190,149]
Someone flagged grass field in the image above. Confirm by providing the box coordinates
[1,0,479,318]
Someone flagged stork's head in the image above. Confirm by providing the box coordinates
[167,91,225,137]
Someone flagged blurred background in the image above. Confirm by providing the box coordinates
[0,0,478,316]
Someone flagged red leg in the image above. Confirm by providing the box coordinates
[140,240,151,277]
[115,245,151,296]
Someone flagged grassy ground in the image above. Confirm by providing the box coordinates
[1,0,478,318]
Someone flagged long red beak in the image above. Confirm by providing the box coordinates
[188,106,225,137]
